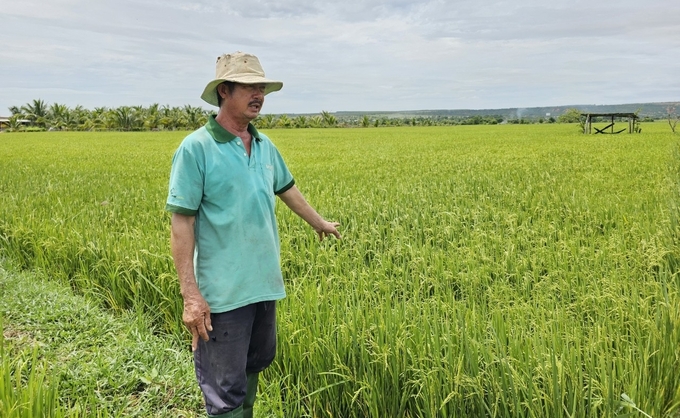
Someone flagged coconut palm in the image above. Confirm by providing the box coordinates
[6,115,24,132]
[129,106,147,131]
[171,106,188,130]
[143,103,162,131]
[183,105,207,130]
[103,108,119,130]
[320,111,337,128]
[88,108,106,130]
[8,106,22,116]
[158,105,173,130]
[309,115,323,128]
[21,99,49,128]
[48,103,70,130]
[293,115,308,128]
[68,105,90,131]
[112,106,138,131]
[79,107,109,131]
[276,114,292,128]
[361,115,371,128]
[259,114,277,129]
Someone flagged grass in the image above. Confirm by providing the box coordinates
[1,122,679,416]
[0,260,204,417]
[0,328,64,418]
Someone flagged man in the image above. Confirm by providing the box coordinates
[166,52,340,418]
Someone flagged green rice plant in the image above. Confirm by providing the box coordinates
[268,123,680,417]
[0,123,679,417]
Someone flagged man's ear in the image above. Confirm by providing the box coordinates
[217,83,226,100]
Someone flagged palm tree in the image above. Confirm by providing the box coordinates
[361,115,371,128]
[69,105,91,131]
[8,106,22,116]
[21,99,49,128]
[183,105,207,130]
[86,107,108,131]
[143,103,161,131]
[158,106,188,131]
[104,108,119,130]
[48,103,69,130]
[158,105,174,130]
[171,106,188,130]
[276,114,292,128]
[253,114,277,129]
[320,111,337,128]
[293,115,308,128]
[129,106,146,131]
[6,115,24,132]
[112,106,138,131]
[262,114,277,129]
[309,115,323,128]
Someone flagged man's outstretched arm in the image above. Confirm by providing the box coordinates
[278,185,341,241]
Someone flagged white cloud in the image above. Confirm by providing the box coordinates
[1,0,679,114]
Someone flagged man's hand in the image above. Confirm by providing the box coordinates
[315,220,341,241]
[182,291,213,351]
[278,186,342,241]
[171,213,211,351]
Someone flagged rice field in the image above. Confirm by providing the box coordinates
[1,123,679,417]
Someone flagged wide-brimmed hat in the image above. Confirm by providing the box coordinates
[200,52,283,107]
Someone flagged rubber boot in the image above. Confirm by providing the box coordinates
[209,405,244,418]
[243,372,259,418]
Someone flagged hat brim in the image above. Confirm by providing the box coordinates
[200,77,283,107]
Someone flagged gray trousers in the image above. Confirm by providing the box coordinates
[194,301,277,417]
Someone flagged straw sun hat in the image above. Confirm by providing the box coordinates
[200,52,283,107]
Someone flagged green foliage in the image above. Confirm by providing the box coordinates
[5,100,212,132]
[276,114,292,128]
[5,116,25,132]
[20,99,49,128]
[360,115,371,127]
[320,110,338,127]
[252,114,279,129]
[557,108,583,123]
[0,263,204,417]
[5,99,559,132]
[0,320,64,418]
[0,124,679,417]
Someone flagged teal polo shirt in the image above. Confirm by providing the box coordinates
[166,116,295,313]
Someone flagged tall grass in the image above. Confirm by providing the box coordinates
[0,317,64,418]
[0,124,679,416]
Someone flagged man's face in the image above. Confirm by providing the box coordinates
[221,83,266,122]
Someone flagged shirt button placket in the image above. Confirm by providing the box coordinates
[236,139,247,158]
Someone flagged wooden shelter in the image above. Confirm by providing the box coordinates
[581,113,639,134]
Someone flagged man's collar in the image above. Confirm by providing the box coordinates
[206,115,262,143]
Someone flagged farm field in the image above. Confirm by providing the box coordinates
[1,123,679,417]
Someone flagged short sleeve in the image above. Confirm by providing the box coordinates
[165,143,204,215]
[271,145,295,195]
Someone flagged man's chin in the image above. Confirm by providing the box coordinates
[246,109,261,120]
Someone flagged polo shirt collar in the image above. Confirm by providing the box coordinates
[206,115,262,143]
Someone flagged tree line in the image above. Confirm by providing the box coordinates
[5,99,210,132]
[4,99,590,133]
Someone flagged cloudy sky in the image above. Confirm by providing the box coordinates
[1,0,678,115]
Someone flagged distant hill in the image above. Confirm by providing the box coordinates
[332,102,679,120]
